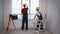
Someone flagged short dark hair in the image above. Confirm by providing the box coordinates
[23,5,26,7]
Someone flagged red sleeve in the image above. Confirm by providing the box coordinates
[21,9,23,14]
[26,8,28,11]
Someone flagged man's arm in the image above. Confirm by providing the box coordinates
[34,14,40,19]
[21,9,23,15]
[34,14,37,19]
[26,7,28,11]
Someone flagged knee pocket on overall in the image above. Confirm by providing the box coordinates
[37,25,39,28]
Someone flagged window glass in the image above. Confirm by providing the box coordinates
[30,0,39,14]
[12,0,21,14]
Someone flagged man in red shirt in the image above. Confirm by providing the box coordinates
[21,3,28,30]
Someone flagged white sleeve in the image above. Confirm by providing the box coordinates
[35,12,38,15]
[35,12,40,16]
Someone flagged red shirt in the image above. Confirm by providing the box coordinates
[21,7,28,14]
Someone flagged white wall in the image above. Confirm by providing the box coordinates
[0,0,3,32]
[3,0,12,29]
[47,0,60,34]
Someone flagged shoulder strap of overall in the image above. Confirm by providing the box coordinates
[39,11,42,15]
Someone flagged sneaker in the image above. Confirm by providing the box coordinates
[21,28,24,30]
[35,28,39,32]
[40,27,44,30]
[26,29,28,30]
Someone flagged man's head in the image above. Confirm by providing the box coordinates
[36,6,40,11]
[23,3,27,7]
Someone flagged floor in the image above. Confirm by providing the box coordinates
[1,29,51,34]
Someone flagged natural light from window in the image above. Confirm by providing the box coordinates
[12,0,39,20]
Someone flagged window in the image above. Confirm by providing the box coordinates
[31,0,39,14]
[12,0,47,20]
[12,0,21,14]
[30,0,39,19]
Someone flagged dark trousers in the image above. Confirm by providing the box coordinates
[22,15,28,30]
